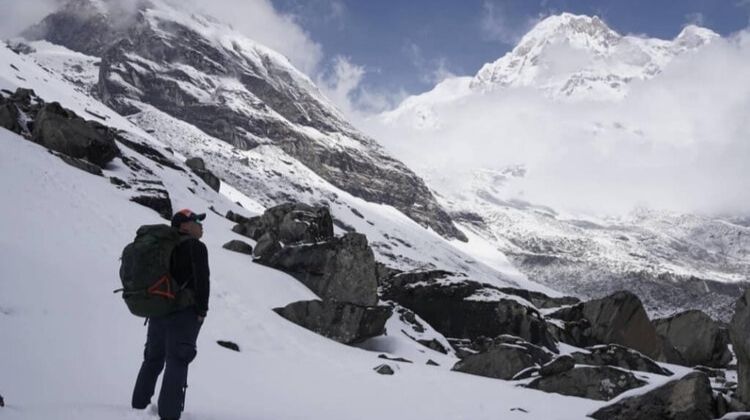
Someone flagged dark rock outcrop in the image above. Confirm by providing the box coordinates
[374,364,395,375]
[550,291,676,361]
[498,287,580,309]
[730,288,750,406]
[222,240,253,256]
[226,210,251,225]
[527,366,646,401]
[539,355,575,377]
[185,157,220,191]
[216,340,240,352]
[381,270,558,351]
[260,233,378,306]
[452,336,552,380]
[130,188,172,220]
[274,300,391,344]
[589,372,715,420]
[32,102,119,167]
[571,344,672,376]
[655,310,732,368]
[234,203,334,245]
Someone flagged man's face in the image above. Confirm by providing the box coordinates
[180,220,203,239]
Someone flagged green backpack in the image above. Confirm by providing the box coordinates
[117,224,194,317]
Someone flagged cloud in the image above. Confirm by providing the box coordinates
[685,12,705,26]
[184,0,323,74]
[363,32,750,216]
[480,1,539,45]
[0,0,61,38]
[404,42,457,84]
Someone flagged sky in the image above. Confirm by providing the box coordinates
[268,0,750,109]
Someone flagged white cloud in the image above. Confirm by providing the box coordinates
[364,32,750,216]
[685,12,705,26]
[404,42,457,84]
[184,0,323,75]
[0,0,61,38]
[480,1,539,45]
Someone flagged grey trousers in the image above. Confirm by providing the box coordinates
[132,308,203,419]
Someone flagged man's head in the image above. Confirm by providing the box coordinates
[171,209,206,239]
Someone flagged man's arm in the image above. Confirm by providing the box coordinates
[189,240,210,318]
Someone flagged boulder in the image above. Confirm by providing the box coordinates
[130,188,172,220]
[253,232,282,260]
[730,288,750,406]
[0,393,3,407]
[374,364,394,375]
[550,291,676,362]
[216,340,240,352]
[571,344,672,376]
[498,287,580,309]
[527,366,646,401]
[381,270,558,351]
[260,233,378,306]
[234,203,333,244]
[274,300,391,344]
[226,210,252,225]
[453,337,551,380]
[539,355,575,377]
[589,372,715,420]
[222,240,253,256]
[185,157,220,191]
[31,102,119,167]
[655,310,732,368]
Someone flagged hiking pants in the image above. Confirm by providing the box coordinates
[132,308,203,419]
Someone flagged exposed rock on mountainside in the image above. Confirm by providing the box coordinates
[654,310,732,368]
[527,366,645,401]
[730,288,750,407]
[274,300,391,344]
[550,291,678,362]
[570,344,671,376]
[452,337,552,380]
[380,270,558,351]
[26,0,466,241]
[590,372,716,420]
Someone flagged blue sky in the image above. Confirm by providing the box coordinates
[272,0,750,101]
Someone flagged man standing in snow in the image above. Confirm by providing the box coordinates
[131,209,210,420]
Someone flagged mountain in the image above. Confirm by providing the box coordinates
[378,13,748,321]
[382,14,718,128]
[24,0,466,241]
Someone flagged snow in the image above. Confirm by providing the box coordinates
[0,126,608,420]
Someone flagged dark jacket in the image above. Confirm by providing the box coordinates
[171,235,210,316]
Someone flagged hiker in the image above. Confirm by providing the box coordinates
[131,209,210,420]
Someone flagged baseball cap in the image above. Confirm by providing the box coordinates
[171,208,206,227]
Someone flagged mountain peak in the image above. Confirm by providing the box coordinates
[674,24,719,49]
[517,13,621,54]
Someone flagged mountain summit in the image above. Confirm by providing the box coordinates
[471,13,719,100]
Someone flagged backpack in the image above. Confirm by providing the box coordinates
[117,224,195,317]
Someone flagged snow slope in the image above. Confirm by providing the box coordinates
[0,114,614,420]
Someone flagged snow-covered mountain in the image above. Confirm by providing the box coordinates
[376,13,749,321]
[23,0,465,241]
[382,13,718,128]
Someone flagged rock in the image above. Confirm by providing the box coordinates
[550,291,676,361]
[378,354,412,363]
[392,305,452,354]
[571,344,672,376]
[375,262,401,286]
[185,157,220,191]
[452,336,553,380]
[374,364,394,375]
[53,151,103,176]
[381,270,558,351]
[498,287,580,309]
[226,210,251,225]
[426,359,440,366]
[260,233,378,306]
[253,232,282,260]
[217,340,240,352]
[539,355,575,377]
[0,393,3,407]
[109,176,130,189]
[0,95,23,133]
[117,136,183,171]
[730,288,750,406]
[222,240,253,255]
[130,189,172,220]
[655,310,732,368]
[274,300,391,344]
[526,366,646,401]
[31,102,119,167]
[453,343,540,381]
[590,372,715,420]
[235,203,334,244]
